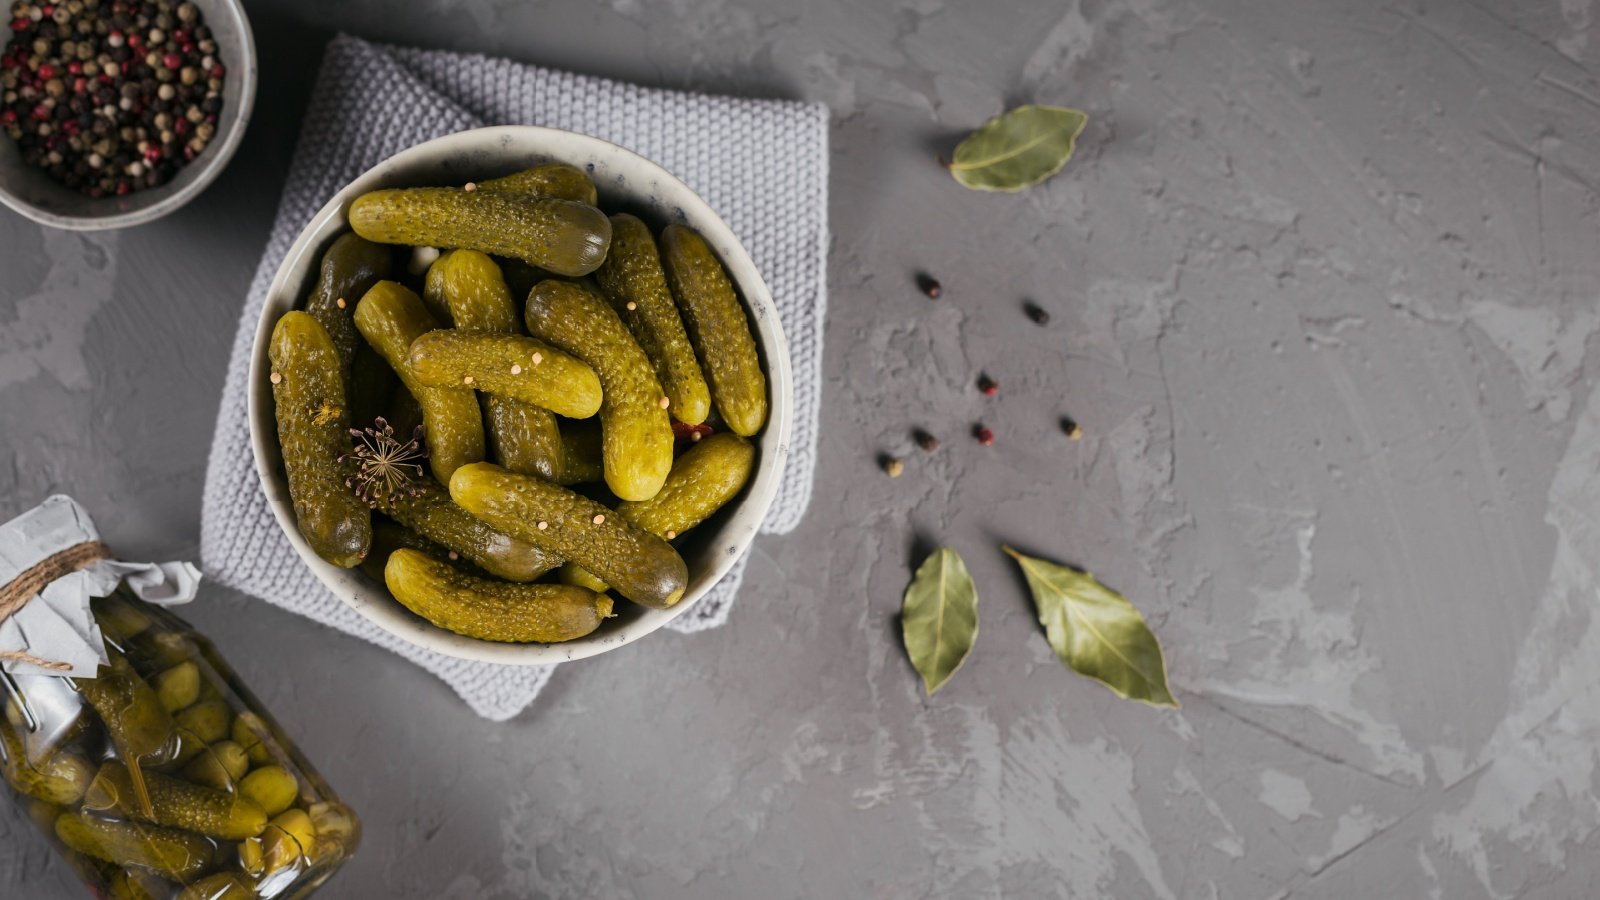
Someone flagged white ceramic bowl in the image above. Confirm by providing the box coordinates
[0,0,257,230]
[249,126,792,664]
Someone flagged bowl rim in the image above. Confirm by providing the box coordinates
[248,124,793,665]
[0,0,259,231]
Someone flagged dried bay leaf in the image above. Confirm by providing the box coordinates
[1003,546,1176,707]
[948,104,1088,192]
[901,548,979,695]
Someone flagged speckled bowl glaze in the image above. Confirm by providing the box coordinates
[0,0,257,230]
[249,126,793,664]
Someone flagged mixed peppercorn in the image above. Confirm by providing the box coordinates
[2,0,225,197]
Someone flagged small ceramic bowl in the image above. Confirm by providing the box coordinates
[0,0,257,230]
[249,126,793,664]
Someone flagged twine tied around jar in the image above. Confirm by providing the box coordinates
[0,540,111,672]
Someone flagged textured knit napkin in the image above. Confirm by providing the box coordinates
[200,35,827,721]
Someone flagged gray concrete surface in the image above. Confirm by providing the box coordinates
[4,0,1600,896]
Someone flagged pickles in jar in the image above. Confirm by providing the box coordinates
[524,280,674,501]
[269,311,372,568]
[385,549,613,643]
[353,280,486,484]
[660,224,768,436]
[83,760,268,841]
[349,188,612,277]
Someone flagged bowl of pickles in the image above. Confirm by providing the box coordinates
[246,126,791,664]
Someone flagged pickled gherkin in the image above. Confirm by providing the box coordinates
[450,462,688,609]
[177,872,257,900]
[560,433,755,592]
[302,232,393,374]
[83,760,268,840]
[73,650,177,819]
[353,281,486,484]
[596,214,711,425]
[482,162,599,205]
[386,480,560,583]
[524,280,674,501]
[0,720,92,805]
[484,399,563,482]
[423,249,518,331]
[409,330,602,419]
[349,188,612,277]
[55,810,213,882]
[269,311,372,568]
[385,549,613,643]
[660,225,768,436]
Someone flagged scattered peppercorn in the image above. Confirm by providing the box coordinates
[977,373,999,396]
[882,456,905,478]
[914,429,939,452]
[1024,300,1051,326]
[916,272,942,299]
[1062,417,1084,440]
[1,0,226,197]
[974,424,994,446]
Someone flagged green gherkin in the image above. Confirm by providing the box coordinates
[55,811,212,882]
[353,281,485,485]
[595,214,712,425]
[408,330,602,419]
[84,761,268,841]
[484,398,564,482]
[349,188,611,277]
[660,225,768,436]
[302,232,393,375]
[269,311,372,568]
[386,480,560,583]
[482,162,599,205]
[450,462,689,609]
[559,432,755,592]
[423,249,519,331]
[524,280,674,501]
[385,549,613,643]
[73,650,177,819]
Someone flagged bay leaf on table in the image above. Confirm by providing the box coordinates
[947,104,1088,192]
[901,547,980,696]
[1003,546,1176,707]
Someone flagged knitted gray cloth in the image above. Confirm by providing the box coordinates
[200,35,827,721]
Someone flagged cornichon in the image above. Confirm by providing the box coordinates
[596,214,711,425]
[353,281,485,484]
[176,873,256,900]
[423,249,574,480]
[423,249,518,331]
[270,311,372,568]
[348,188,612,277]
[484,398,563,482]
[482,162,599,205]
[409,330,602,419]
[560,433,755,591]
[385,549,613,643]
[84,760,267,840]
[386,480,560,582]
[660,225,768,436]
[524,280,674,501]
[55,811,212,882]
[450,462,688,609]
[303,232,392,374]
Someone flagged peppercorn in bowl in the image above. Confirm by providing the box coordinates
[247,126,793,665]
[0,0,255,230]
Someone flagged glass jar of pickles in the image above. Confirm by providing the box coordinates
[0,498,359,899]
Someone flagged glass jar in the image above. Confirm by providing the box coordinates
[1,557,359,899]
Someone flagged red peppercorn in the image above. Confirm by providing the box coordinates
[0,109,15,126]
[173,118,188,135]
[143,145,160,162]
[71,77,85,93]
[31,104,49,121]
[115,181,131,195]
[162,53,181,70]
[60,119,78,136]
[41,5,55,16]
[974,424,995,446]
[978,374,999,396]
[37,64,55,80]
[9,17,30,32]
[67,60,81,74]
[209,63,224,78]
